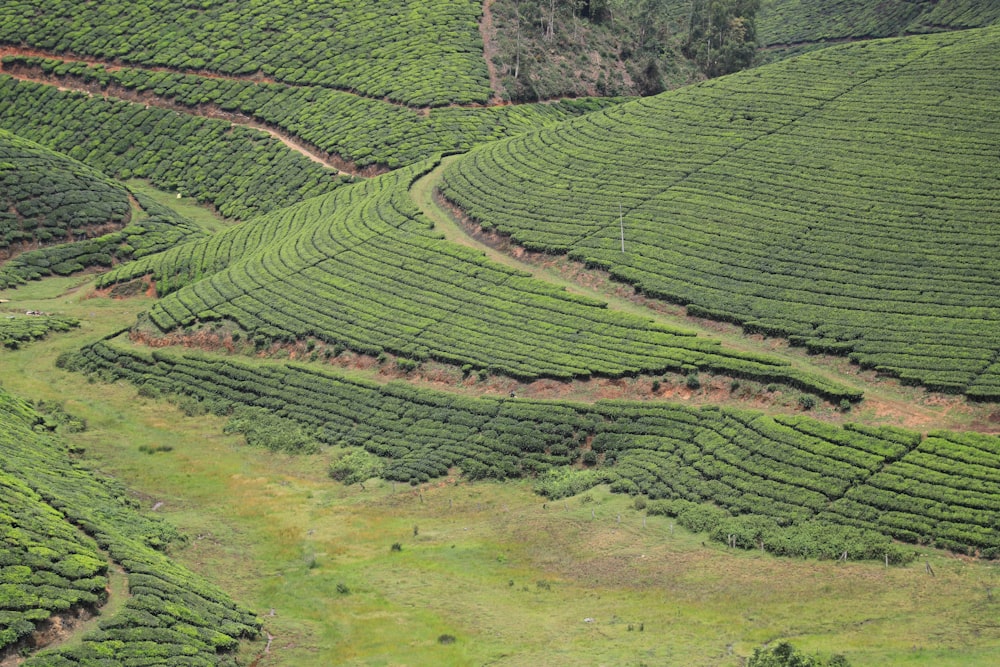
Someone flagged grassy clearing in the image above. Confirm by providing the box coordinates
[57,426,1000,666]
[126,178,236,234]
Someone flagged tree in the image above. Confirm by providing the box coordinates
[684,0,760,77]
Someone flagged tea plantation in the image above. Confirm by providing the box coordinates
[1,3,999,664]
[2,55,617,170]
[441,27,1000,398]
[759,0,1000,48]
[70,339,1000,560]
[0,387,260,664]
[0,0,491,106]
[0,130,131,254]
[0,77,350,220]
[97,159,859,400]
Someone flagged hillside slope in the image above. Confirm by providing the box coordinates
[0,387,260,664]
[0,129,131,258]
[73,339,1000,558]
[97,161,859,400]
[441,27,1000,399]
[0,0,490,106]
[760,0,1000,47]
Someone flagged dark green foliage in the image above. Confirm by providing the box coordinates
[441,28,1000,398]
[490,0,697,101]
[70,341,1000,560]
[224,406,320,454]
[747,641,850,667]
[685,0,761,77]
[0,129,130,257]
[0,387,259,663]
[0,77,349,220]
[0,314,78,349]
[0,0,490,107]
[329,450,385,485]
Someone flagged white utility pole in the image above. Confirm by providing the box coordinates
[619,202,625,253]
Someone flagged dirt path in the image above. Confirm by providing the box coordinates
[0,45,423,110]
[0,560,129,666]
[0,44,601,110]
[480,0,505,104]
[411,157,995,433]
[0,61,381,178]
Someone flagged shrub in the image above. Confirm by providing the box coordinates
[686,372,701,390]
[224,406,320,453]
[329,449,385,485]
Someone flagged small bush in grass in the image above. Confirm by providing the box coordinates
[798,395,816,411]
[224,406,320,453]
[396,357,418,373]
[176,395,207,417]
[137,383,161,399]
[686,372,701,390]
[390,542,402,552]
[438,634,456,645]
[336,582,350,595]
[329,449,384,485]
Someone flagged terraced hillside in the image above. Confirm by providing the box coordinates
[1,55,616,171]
[72,340,1000,559]
[0,77,350,220]
[0,187,204,290]
[759,0,1000,48]
[0,0,491,106]
[441,27,1000,399]
[0,131,207,289]
[0,129,131,256]
[0,386,259,664]
[97,159,860,400]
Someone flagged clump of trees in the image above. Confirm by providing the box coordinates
[684,0,761,77]
[748,641,850,667]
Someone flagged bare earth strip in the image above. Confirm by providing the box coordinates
[0,59,379,178]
